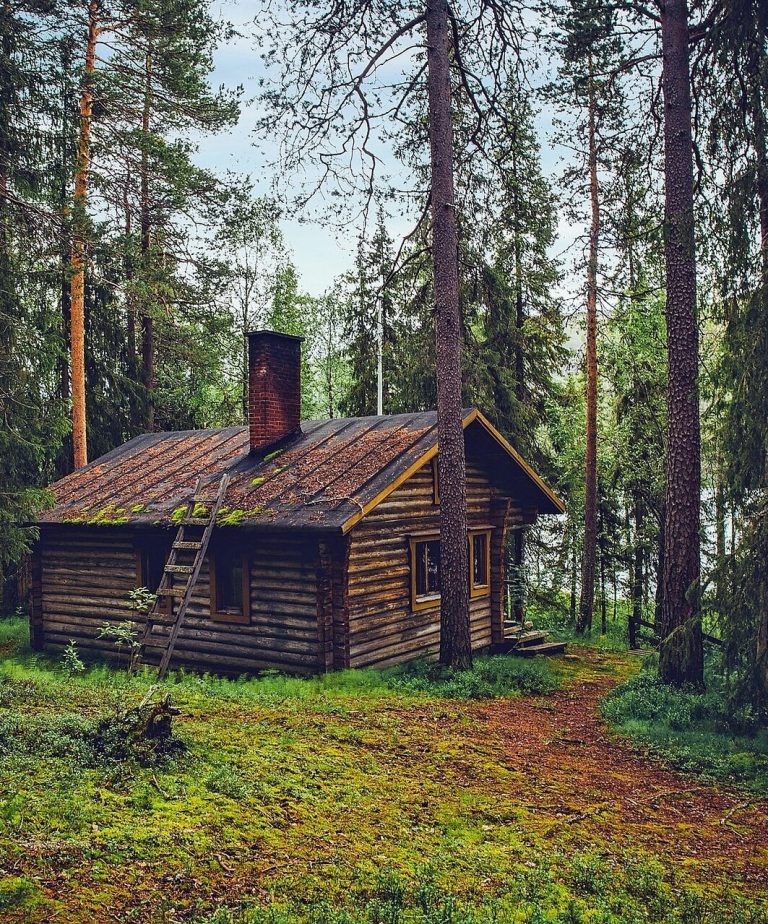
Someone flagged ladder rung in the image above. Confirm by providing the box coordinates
[137,471,230,679]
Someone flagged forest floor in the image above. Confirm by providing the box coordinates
[1,619,767,923]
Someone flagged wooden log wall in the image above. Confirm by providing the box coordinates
[344,453,524,669]
[36,526,323,674]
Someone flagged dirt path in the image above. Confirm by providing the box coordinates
[462,649,768,892]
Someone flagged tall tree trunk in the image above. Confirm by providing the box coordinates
[599,506,608,635]
[750,48,768,703]
[578,57,600,634]
[123,175,140,433]
[512,158,527,624]
[140,45,155,432]
[659,0,704,687]
[631,493,643,649]
[570,525,578,624]
[242,306,249,420]
[425,0,471,669]
[55,41,73,476]
[69,0,99,469]
[654,507,665,632]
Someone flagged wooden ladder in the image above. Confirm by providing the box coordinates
[137,473,230,679]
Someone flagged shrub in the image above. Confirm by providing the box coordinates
[0,697,185,767]
[601,673,768,792]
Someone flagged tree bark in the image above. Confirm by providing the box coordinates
[69,0,99,469]
[659,0,704,687]
[578,57,600,634]
[425,0,472,669]
[654,506,665,632]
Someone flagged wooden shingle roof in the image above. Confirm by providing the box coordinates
[40,409,564,532]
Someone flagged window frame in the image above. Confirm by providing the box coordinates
[409,533,442,612]
[209,548,251,624]
[408,527,494,613]
[468,528,492,599]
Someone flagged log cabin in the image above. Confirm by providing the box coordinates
[29,331,564,674]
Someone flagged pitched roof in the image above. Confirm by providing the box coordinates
[39,408,564,532]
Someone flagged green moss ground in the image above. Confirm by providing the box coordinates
[0,617,766,923]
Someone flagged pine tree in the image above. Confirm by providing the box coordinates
[658,0,704,687]
[551,0,623,634]
[342,211,400,417]
[0,0,70,602]
[700,0,768,702]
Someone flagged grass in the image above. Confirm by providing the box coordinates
[601,665,768,793]
[190,859,768,924]
[1,614,767,923]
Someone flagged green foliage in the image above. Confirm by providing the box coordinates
[530,600,631,651]
[205,764,251,800]
[188,856,768,924]
[61,640,85,677]
[128,586,157,616]
[0,619,765,921]
[390,656,560,699]
[602,672,768,792]
[97,620,141,668]
[0,876,42,913]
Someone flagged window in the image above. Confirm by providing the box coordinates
[409,536,441,611]
[409,528,493,612]
[431,456,440,504]
[210,550,250,624]
[469,530,491,598]
[134,536,171,613]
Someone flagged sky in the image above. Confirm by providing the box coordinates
[193,2,580,299]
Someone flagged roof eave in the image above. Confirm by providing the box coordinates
[35,518,344,534]
[340,408,565,534]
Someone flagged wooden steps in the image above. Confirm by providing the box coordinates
[491,620,567,658]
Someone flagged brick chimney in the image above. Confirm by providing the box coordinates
[247,330,303,453]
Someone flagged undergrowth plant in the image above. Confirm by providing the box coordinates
[61,640,85,677]
[97,619,141,671]
[602,671,768,792]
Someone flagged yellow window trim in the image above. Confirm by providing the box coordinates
[468,528,492,599]
[408,527,493,612]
